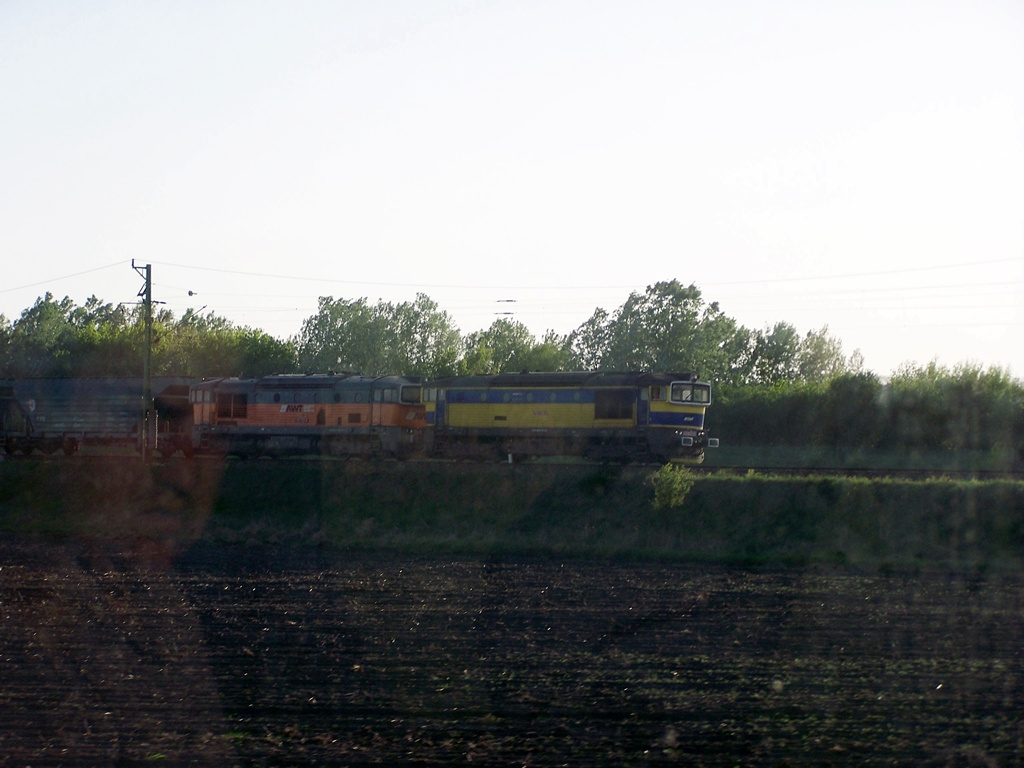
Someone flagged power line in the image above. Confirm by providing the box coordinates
[3,254,1019,301]
[152,255,1024,292]
[703,256,1024,287]
[0,260,124,295]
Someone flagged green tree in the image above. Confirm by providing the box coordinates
[0,294,294,378]
[515,331,572,372]
[459,318,535,374]
[565,307,610,371]
[797,325,850,383]
[294,297,382,373]
[230,327,296,378]
[459,321,572,374]
[158,309,295,377]
[749,322,801,385]
[1,294,82,376]
[381,294,462,377]
[818,372,883,449]
[0,314,11,364]
[566,280,750,383]
[294,293,461,377]
[885,361,1023,452]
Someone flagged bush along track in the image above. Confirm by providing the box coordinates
[1,461,1022,569]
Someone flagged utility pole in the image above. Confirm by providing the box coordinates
[132,260,153,463]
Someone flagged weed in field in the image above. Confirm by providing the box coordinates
[649,464,696,510]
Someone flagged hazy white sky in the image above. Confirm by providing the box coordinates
[2,0,1022,377]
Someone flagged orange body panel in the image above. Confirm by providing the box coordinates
[192,402,426,429]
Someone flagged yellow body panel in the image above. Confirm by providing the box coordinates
[445,402,634,430]
[648,401,707,419]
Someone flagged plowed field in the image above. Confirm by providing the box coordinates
[1,538,1022,766]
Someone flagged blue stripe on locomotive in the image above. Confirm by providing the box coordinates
[648,411,705,428]
[446,388,596,404]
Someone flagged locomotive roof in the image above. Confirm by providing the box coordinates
[9,377,195,396]
[194,373,416,389]
[432,371,704,388]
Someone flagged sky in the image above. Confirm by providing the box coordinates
[2,0,1022,378]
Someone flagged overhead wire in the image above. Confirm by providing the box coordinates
[151,255,1024,292]
[6,257,1020,338]
[0,260,125,295]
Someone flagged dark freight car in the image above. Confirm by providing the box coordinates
[0,378,194,456]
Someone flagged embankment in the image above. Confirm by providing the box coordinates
[1,460,1022,568]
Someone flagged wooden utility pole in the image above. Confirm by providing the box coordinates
[132,260,153,463]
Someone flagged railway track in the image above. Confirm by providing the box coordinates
[3,450,1023,481]
[695,465,1024,481]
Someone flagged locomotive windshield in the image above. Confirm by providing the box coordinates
[670,382,711,404]
[400,385,422,404]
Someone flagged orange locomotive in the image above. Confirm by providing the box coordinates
[190,374,426,458]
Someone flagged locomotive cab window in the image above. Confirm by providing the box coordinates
[671,384,693,402]
[400,386,421,404]
[671,382,710,404]
[375,387,398,403]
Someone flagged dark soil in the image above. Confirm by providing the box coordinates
[1,537,1022,766]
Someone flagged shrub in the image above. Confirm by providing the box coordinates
[649,464,696,510]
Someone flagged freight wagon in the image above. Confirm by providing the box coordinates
[0,378,193,456]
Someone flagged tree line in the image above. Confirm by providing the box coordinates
[2,282,1020,459]
[1,281,858,384]
[0,295,293,379]
[715,364,1024,458]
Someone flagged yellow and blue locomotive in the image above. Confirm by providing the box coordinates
[427,371,717,463]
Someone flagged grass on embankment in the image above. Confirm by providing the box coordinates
[707,444,1021,472]
[1,460,1022,569]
